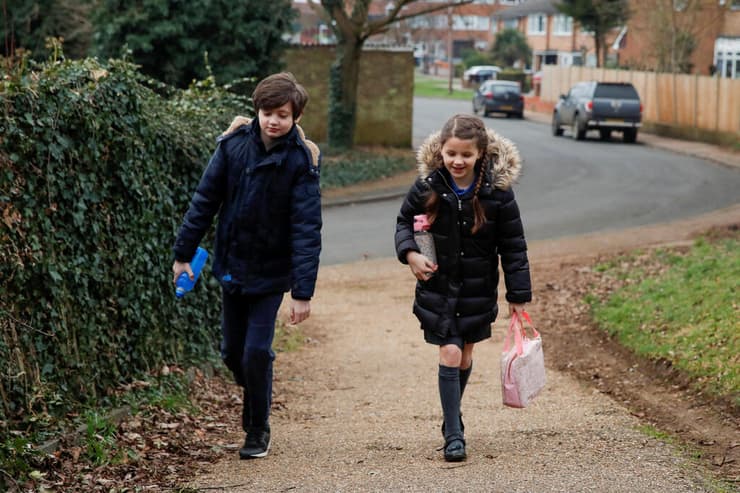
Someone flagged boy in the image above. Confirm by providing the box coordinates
[172,72,321,459]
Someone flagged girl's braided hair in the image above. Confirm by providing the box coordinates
[425,114,489,233]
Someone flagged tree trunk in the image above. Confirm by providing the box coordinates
[328,39,362,150]
[594,34,602,68]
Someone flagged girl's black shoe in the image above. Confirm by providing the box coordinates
[443,438,466,462]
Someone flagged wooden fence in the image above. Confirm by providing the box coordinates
[540,65,740,135]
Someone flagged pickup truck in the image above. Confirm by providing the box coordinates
[551,81,642,143]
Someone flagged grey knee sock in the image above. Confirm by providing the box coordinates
[439,365,462,441]
[459,362,473,399]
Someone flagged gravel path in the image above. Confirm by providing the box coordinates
[186,210,739,492]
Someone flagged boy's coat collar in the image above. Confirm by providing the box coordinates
[220,116,320,169]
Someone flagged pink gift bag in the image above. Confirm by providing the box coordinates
[501,311,546,408]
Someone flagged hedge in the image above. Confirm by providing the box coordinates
[0,55,250,427]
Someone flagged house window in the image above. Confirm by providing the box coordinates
[503,18,519,30]
[433,15,447,29]
[673,0,688,10]
[714,38,740,78]
[552,15,573,35]
[453,15,490,31]
[527,14,546,34]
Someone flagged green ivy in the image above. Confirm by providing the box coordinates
[0,55,251,428]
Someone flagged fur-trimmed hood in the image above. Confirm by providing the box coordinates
[222,116,321,168]
[416,128,522,190]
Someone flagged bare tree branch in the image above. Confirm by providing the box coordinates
[365,0,474,39]
[318,0,356,39]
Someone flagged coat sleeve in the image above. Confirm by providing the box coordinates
[172,144,227,262]
[395,179,427,264]
[495,187,532,303]
[289,156,322,300]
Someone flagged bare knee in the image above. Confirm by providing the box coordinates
[439,344,462,367]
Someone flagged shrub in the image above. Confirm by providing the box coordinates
[0,54,250,428]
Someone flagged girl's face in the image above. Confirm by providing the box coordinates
[441,136,481,188]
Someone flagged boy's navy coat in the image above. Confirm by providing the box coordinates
[174,118,321,300]
[395,128,531,341]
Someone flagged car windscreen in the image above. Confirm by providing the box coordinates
[491,85,520,95]
[594,84,638,99]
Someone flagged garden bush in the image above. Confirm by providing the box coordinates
[0,53,250,430]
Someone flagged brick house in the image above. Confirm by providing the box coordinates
[617,0,740,77]
[493,0,617,70]
[289,1,515,66]
[492,0,740,77]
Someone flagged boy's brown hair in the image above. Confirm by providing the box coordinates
[252,72,308,119]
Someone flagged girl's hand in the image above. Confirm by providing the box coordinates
[406,251,438,281]
[509,303,526,316]
[172,260,194,285]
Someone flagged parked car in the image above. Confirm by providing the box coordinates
[463,65,501,84]
[552,81,642,142]
[472,80,524,118]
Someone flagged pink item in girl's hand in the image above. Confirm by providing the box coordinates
[501,311,546,408]
[413,215,436,265]
[414,214,431,232]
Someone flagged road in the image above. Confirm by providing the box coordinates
[320,97,740,265]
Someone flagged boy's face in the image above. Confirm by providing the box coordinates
[258,101,300,144]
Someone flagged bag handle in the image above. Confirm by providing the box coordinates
[503,310,540,356]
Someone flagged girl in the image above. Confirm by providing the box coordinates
[395,114,532,462]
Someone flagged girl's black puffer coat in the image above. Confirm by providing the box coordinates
[395,128,531,341]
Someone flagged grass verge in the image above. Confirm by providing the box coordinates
[413,73,474,101]
[587,231,739,407]
[320,146,415,189]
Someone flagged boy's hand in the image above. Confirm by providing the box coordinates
[172,261,194,285]
[406,251,438,281]
[290,299,311,324]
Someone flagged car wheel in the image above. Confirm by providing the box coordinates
[572,117,585,140]
[551,113,563,136]
[623,128,638,143]
[599,129,611,141]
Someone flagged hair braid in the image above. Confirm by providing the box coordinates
[470,160,487,234]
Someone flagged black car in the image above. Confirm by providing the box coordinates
[473,80,524,118]
[552,81,642,143]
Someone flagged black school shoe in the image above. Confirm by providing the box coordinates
[239,427,271,459]
[444,438,466,462]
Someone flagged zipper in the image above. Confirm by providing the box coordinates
[438,172,463,211]
[222,153,285,282]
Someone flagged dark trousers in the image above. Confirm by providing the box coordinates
[220,289,284,430]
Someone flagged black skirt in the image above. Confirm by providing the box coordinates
[423,324,491,348]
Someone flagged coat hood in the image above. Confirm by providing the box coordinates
[416,128,522,190]
[222,116,320,168]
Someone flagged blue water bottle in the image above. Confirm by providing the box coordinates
[175,247,209,298]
